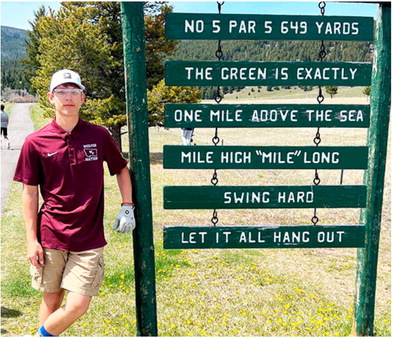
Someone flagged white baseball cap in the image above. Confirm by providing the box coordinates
[50,69,85,92]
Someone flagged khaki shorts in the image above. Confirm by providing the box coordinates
[30,247,105,296]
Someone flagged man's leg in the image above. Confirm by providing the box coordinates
[4,128,9,148]
[182,130,192,145]
[30,248,67,335]
[39,290,65,325]
[39,247,104,335]
[41,292,92,336]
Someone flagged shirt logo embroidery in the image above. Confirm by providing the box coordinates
[83,144,98,161]
[47,151,58,157]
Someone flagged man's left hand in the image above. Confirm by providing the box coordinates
[113,205,136,233]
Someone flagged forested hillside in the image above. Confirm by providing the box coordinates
[171,40,373,98]
[173,40,373,62]
[1,26,28,60]
[1,26,31,90]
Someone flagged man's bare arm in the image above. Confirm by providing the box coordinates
[22,184,44,268]
[116,166,133,205]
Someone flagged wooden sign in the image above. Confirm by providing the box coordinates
[165,61,372,86]
[164,225,366,249]
[163,185,367,209]
[163,145,368,169]
[164,104,370,128]
[165,13,374,41]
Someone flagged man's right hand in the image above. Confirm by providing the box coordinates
[27,241,45,268]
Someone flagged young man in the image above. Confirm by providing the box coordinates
[1,104,10,149]
[13,69,135,336]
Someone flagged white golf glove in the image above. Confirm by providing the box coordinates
[113,205,136,233]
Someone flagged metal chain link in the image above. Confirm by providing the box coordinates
[313,169,321,186]
[313,127,321,146]
[215,44,223,61]
[211,209,219,226]
[318,1,326,16]
[211,169,218,185]
[312,1,327,226]
[317,86,325,104]
[214,86,223,103]
[319,0,344,186]
[311,212,319,226]
[318,42,327,61]
[212,127,220,145]
[214,3,224,105]
[211,1,225,226]
[217,1,224,13]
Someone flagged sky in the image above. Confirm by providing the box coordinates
[1,0,379,31]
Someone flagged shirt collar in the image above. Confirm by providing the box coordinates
[50,118,85,137]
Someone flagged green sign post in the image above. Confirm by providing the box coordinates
[353,4,391,336]
[120,2,157,336]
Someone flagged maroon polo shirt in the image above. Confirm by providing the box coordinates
[14,118,128,252]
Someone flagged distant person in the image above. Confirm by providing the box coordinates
[13,69,135,337]
[1,104,10,149]
[181,127,194,146]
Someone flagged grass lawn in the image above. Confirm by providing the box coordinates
[1,93,390,336]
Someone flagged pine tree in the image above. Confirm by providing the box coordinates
[326,86,339,98]
[22,6,48,94]
[363,86,371,100]
[26,2,178,149]
[147,80,201,126]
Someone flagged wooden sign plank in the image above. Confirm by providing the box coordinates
[165,61,372,86]
[164,103,370,128]
[163,145,368,170]
[163,185,367,209]
[163,225,366,249]
[165,13,374,41]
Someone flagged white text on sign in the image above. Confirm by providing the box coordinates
[180,229,347,245]
[223,190,314,205]
[184,66,358,81]
[173,108,365,124]
[180,150,341,165]
[184,19,360,36]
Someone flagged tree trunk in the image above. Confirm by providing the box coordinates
[109,124,122,152]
